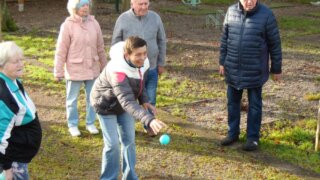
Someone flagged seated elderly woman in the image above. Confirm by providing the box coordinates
[0,41,42,179]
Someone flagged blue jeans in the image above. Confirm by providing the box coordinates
[98,112,138,180]
[145,67,158,106]
[66,80,96,128]
[12,162,29,180]
[227,85,262,141]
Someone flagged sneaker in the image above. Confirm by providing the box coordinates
[220,136,239,146]
[242,140,258,151]
[86,125,99,134]
[69,127,81,137]
[144,128,156,137]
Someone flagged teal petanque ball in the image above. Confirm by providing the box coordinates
[159,134,170,145]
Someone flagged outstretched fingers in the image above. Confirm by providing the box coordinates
[150,119,167,134]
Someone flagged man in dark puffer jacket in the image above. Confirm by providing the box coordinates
[219,0,282,151]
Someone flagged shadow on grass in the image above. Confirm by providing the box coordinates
[29,121,102,179]
[30,113,320,179]
[138,127,320,179]
[32,120,201,179]
[258,140,320,178]
[166,63,221,83]
[139,110,320,179]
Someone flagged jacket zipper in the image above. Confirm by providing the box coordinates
[138,69,143,97]
[237,12,247,90]
[138,16,144,39]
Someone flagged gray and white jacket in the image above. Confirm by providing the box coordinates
[90,42,155,127]
[111,9,166,70]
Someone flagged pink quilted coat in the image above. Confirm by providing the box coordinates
[54,15,107,81]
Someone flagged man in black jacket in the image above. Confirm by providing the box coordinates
[219,0,282,151]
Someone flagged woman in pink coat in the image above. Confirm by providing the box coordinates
[54,0,107,137]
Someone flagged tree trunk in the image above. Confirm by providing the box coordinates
[0,0,3,41]
[121,0,131,12]
[1,0,17,32]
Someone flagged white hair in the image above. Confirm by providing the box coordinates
[0,41,23,67]
[67,0,81,16]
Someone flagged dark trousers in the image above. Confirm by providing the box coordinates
[227,85,262,141]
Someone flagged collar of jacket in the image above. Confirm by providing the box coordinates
[69,14,93,24]
[124,57,144,69]
[129,8,149,20]
[0,72,20,93]
[237,1,260,15]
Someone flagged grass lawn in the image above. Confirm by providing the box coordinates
[2,0,320,178]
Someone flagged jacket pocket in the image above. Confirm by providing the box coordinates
[97,95,115,110]
[69,58,83,63]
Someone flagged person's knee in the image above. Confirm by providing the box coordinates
[104,140,120,153]
[121,135,135,146]
[123,142,136,151]
[228,98,241,106]
[248,98,262,110]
